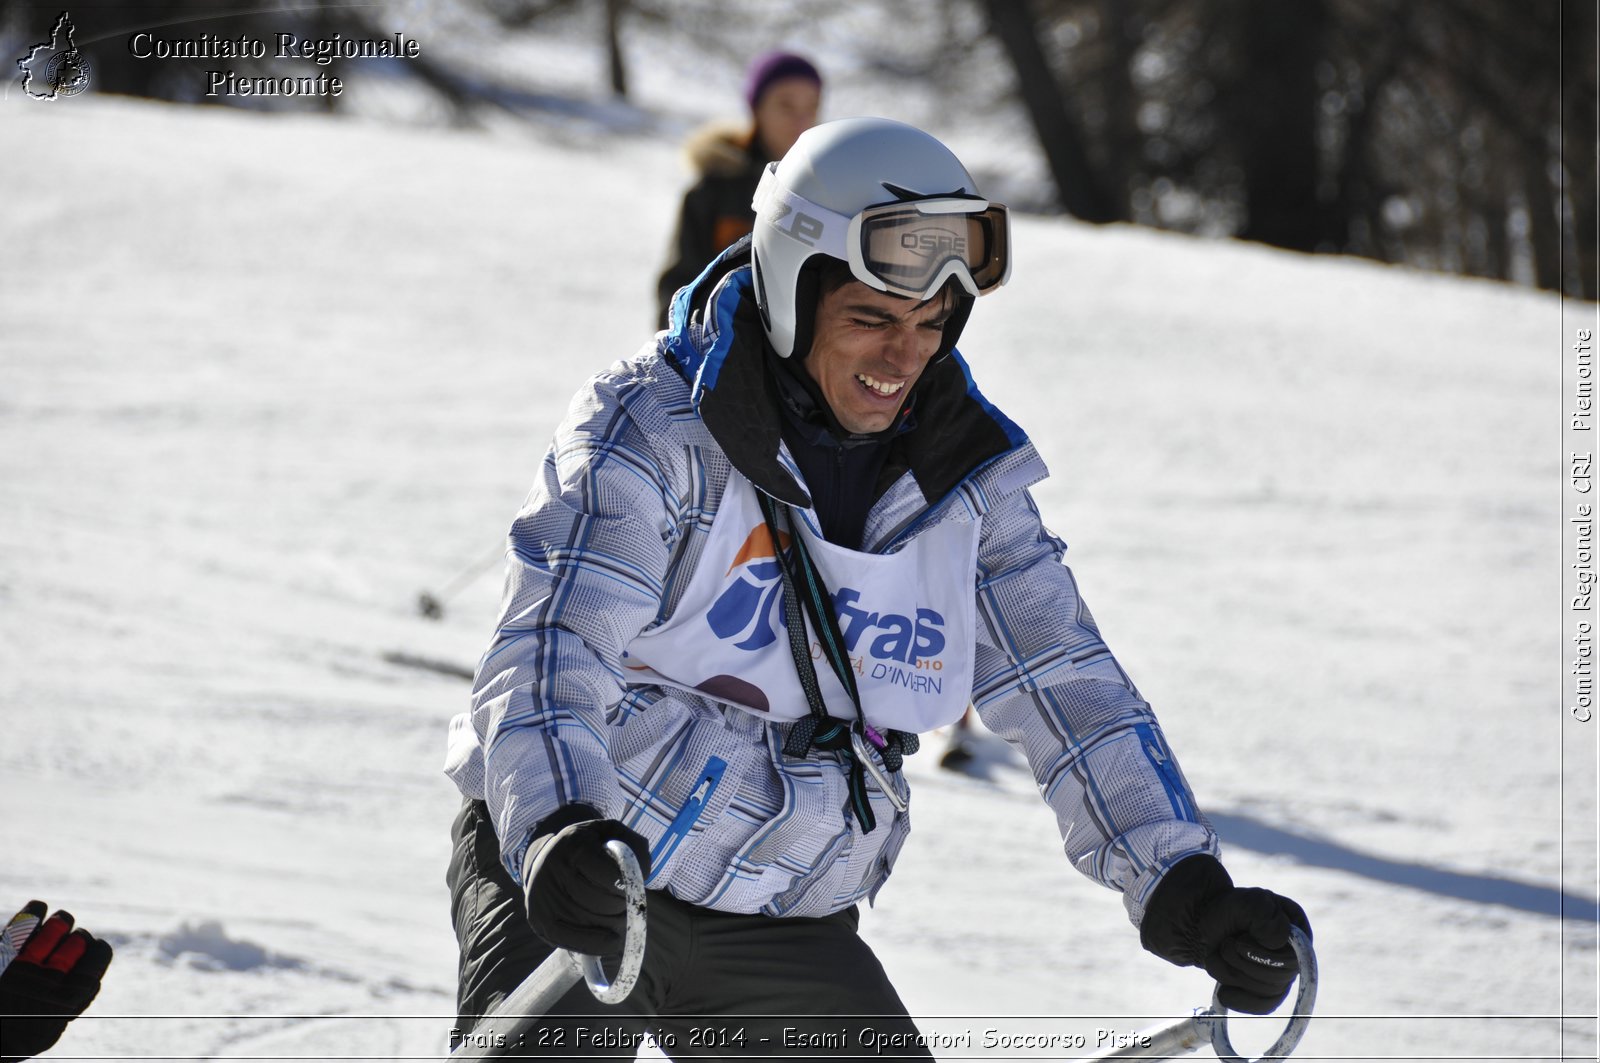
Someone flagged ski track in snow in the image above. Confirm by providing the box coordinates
[1,90,1592,1062]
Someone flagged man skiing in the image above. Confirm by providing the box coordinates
[444,116,1310,1057]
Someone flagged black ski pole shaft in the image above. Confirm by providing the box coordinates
[419,543,503,619]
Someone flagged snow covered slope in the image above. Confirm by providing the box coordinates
[2,95,1592,1061]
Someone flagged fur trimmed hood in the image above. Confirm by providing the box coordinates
[682,121,764,178]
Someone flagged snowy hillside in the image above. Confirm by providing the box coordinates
[1,93,1592,1062]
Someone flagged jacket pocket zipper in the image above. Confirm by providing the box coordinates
[646,756,728,884]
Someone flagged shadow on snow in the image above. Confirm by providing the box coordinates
[1210,811,1600,924]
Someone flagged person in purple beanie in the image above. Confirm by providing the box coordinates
[654,50,822,328]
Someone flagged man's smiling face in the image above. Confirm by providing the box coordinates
[803,280,954,435]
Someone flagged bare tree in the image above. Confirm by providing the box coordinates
[981,0,1595,296]
[983,0,1121,222]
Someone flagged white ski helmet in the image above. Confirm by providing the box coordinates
[750,116,1011,360]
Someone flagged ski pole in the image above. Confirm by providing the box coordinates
[449,841,648,1060]
[1077,926,1316,1062]
[418,543,505,620]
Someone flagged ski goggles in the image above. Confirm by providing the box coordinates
[754,165,1011,300]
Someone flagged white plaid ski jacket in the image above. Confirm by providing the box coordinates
[444,247,1218,923]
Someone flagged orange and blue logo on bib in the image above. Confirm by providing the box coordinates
[705,525,791,650]
[706,525,948,668]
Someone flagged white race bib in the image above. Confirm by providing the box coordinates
[621,473,978,734]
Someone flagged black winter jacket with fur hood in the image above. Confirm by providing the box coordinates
[655,123,771,328]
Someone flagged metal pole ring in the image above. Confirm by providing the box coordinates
[1206,926,1318,1063]
[577,840,648,1005]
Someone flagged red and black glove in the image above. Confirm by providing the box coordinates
[1140,855,1311,1014]
[0,902,114,1062]
[520,805,650,957]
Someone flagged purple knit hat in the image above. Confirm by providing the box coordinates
[742,50,822,110]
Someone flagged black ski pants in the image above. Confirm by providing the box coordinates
[448,798,933,1059]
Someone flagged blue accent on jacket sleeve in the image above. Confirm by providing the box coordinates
[968,487,1217,926]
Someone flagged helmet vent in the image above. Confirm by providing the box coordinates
[881,181,974,201]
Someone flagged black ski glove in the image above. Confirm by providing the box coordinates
[0,902,114,1063]
[521,805,651,957]
[1139,854,1311,1014]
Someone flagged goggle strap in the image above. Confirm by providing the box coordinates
[752,167,853,260]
